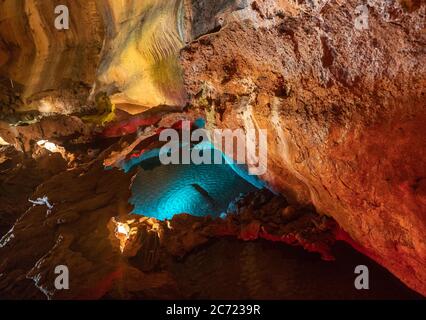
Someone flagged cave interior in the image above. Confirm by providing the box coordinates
[0,0,425,300]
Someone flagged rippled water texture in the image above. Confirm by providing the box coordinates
[129,146,261,220]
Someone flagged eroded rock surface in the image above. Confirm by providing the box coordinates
[0,140,420,299]
[180,0,426,295]
[0,0,425,297]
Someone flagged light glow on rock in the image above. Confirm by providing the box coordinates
[0,137,9,145]
[36,140,62,153]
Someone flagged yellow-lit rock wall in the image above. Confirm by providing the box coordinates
[0,0,186,115]
[0,0,104,113]
[95,0,186,114]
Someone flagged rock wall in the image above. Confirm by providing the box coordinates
[180,0,426,295]
[95,0,187,113]
[0,0,187,115]
[0,0,425,296]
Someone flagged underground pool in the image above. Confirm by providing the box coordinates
[127,143,264,220]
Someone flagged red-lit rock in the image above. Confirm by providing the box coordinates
[180,0,426,295]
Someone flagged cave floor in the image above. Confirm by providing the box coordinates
[161,238,423,300]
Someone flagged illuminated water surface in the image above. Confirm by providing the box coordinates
[129,145,263,220]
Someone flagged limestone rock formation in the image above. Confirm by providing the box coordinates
[180,0,426,295]
[0,0,425,298]
[0,0,104,114]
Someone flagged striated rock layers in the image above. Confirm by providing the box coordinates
[0,0,187,115]
[0,0,104,114]
[0,0,425,296]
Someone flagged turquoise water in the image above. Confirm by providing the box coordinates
[128,144,263,220]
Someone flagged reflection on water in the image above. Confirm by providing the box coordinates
[129,146,262,220]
